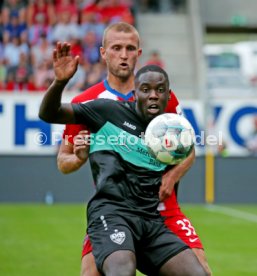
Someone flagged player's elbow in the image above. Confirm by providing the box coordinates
[38,109,53,123]
[57,154,85,174]
[57,162,67,174]
[57,157,74,174]
[57,163,74,174]
[58,166,73,174]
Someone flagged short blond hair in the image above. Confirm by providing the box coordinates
[102,22,140,47]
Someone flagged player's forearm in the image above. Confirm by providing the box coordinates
[39,79,75,124]
[159,150,195,202]
[57,152,87,174]
[167,147,195,183]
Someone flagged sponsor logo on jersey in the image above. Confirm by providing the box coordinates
[110,229,126,245]
[189,237,198,243]
[123,121,136,130]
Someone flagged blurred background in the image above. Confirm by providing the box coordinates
[1,0,257,204]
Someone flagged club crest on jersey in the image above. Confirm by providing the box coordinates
[110,229,126,245]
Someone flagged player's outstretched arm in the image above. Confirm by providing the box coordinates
[57,131,90,174]
[159,147,195,201]
[39,42,80,124]
[39,79,76,124]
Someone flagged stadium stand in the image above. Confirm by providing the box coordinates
[0,0,135,92]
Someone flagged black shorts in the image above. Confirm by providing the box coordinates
[87,213,189,274]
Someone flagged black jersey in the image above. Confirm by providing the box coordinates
[73,99,168,222]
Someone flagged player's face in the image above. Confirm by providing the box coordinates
[135,71,169,122]
[100,30,142,80]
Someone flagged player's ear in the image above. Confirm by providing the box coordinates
[138,48,143,57]
[100,47,106,59]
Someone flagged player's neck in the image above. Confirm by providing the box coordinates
[107,74,134,94]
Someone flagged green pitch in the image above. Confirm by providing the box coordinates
[0,204,257,276]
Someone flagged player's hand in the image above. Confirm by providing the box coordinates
[73,130,90,161]
[159,169,176,201]
[53,41,79,82]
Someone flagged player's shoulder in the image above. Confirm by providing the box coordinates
[165,90,181,114]
[166,91,179,108]
[79,98,123,114]
[83,98,121,108]
[170,90,179,103]
[71,81,105,103]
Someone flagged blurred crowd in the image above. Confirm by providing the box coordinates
[0,0,135,92]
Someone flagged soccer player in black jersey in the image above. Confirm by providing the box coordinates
[39,63,207,276]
